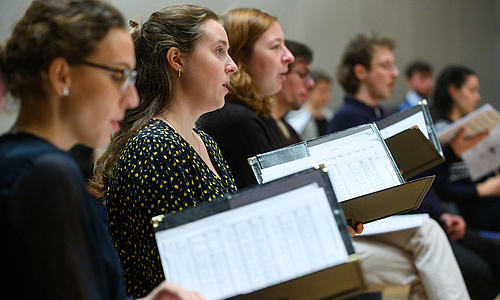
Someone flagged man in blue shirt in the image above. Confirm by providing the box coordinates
[328,33,500,300]
[398,60,434,112]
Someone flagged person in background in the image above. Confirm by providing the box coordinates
[0,0,203,299]
[397,59,434,112]
[272,40,314,145]
[198,8,294,189]
[92,4,238,298]
[391,62,500,299]
[285,70,333,140]
[431,65,500,233]
[196,8,364,238]
[326,33,470,299]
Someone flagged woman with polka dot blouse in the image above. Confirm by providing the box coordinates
[92,4,237,298]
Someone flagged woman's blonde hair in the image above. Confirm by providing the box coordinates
[222,8,277,117]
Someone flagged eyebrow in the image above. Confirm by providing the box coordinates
[113,62,134,69]
[214,39,228,46]
[269,37,284,43]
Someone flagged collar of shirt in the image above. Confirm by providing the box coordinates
[344,95,386,121]
[405,90,424,107]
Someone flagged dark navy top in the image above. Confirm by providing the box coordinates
[199,102,285,189]
[0,132,130,300]
[326,96,386,133]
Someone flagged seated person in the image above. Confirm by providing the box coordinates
[326,33,469,299]
[430,65,500,232]
[286,70,334,140]
[0,1,202,299]
[92,4,238,297]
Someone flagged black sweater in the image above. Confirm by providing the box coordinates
[199,102,285,189]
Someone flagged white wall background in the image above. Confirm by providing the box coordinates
[1,0,500,134]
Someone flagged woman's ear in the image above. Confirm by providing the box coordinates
[48,57,71,97]
[353,63,367,82]
[166,47,184,76]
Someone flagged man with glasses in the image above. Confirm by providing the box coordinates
[326,33,470,299]
[326,33,399,133]
[272,40,315,146]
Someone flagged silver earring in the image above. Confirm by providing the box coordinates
[63,87,69,96]
[178,69,182,77]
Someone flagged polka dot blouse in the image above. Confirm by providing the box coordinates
[106,119,237,298]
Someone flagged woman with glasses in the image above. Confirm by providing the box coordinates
[0,1,203,299]
[92,4,238,298]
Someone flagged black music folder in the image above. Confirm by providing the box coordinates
[376,100,444,180]
[248,124,435,226]
[152,167,366,300]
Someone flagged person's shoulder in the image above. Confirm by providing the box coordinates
[6,150,84,203]
[328,102,369,133]
[0,133,58,161]
[126,119,180,151]
[332,103,360,120]
[0,133,63,193]
[32,151,82,180]
[210,103,260,119]
[199,103,263,130]
[195,129,215,144]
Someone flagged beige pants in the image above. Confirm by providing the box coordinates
[353,218,470,300]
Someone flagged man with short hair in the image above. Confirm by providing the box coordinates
[327,33,399,133]
[272,40,314,145]
[398,60,434,111]
[285,70,334,140]
[326,33,470,299]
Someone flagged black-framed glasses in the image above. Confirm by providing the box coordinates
[80,61,137,93]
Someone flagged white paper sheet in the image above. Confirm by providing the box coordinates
[261,128,401,202]
[358,214,429,236]
[437,104,500,145]
[286,110,313,133]
[379,111,429,140]
[155,183,348,300]
[461,125,500,181]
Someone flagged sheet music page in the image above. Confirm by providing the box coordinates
[260,156,317,183]
[461,125,500,181]
[437,104,500,145]
[358,214,429,236]
[261,128,401,202]
[308,128,401,201]
[379,111,429,139]
[155,183,348,300]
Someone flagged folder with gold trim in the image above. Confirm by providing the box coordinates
[248,123,434,226]
[152,167,366,300]
[376,101,444,180]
